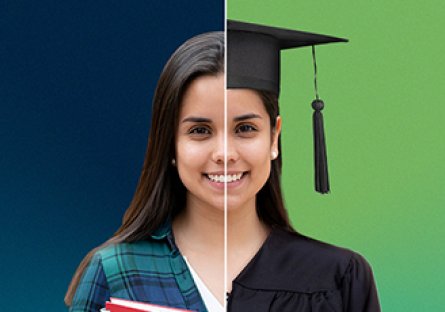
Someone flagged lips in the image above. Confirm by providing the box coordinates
[206,172,245,183]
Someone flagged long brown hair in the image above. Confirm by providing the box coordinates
[65,32,292,306]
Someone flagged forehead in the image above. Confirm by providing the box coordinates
[226,88,268,118]
[179,75,269,121]
[179,75,224,118]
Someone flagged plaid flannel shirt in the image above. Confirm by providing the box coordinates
[69,222,207,312]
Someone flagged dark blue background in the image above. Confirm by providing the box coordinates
[0,1,223,310]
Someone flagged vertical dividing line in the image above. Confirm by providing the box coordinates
[223,11,228,312]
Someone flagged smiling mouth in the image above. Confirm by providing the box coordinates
[206,172,245,183]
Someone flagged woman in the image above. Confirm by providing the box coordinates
[66,21,380,312]
[66,31,226,312]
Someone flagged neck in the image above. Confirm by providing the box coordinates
[172,194,271,295]
[172,194,269,254]
[172,196,225,255]
[226,204,270,251]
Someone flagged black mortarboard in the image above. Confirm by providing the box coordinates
[227,19,348,194]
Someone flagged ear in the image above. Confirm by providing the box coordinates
[170,151,177,167]
[271,116,282,159]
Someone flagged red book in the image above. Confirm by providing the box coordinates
[103,297,195,312]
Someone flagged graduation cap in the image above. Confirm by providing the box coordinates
[227,19,348,194]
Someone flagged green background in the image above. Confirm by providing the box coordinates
[228,0,444,310]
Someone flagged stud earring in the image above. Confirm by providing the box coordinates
[171,158,176,165]
[271,151,277,159]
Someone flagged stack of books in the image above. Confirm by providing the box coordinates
[101,298,195,312]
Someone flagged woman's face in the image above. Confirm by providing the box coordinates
[175,74,281,212]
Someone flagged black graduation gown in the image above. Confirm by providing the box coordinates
[227,228,381,312]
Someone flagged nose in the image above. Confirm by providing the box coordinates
[212,134,238,164]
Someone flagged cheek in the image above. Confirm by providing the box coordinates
[176,139,209,171]
[240,137,272,167]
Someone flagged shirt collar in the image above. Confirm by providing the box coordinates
[150,219,179,252]
[150,219,172,239]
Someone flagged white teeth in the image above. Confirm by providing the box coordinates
[207,173,244,183]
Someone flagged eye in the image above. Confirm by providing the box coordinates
[189,126,211,135]
[236,124,257,134]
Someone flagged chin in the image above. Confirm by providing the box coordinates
[208,198,243,212]
[207,198,225,211]
[225,198,252,211]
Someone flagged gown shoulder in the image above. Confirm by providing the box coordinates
[228,228,380,312]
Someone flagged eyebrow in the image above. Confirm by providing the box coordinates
[233,113,262,122]
[181,114,262,123]
[181,116,212,123]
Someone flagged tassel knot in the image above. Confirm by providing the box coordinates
[312,99,324,111]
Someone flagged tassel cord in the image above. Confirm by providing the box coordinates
[312,46,319,101]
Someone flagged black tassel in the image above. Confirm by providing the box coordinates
[311,46,330,194]
[312,99,330,194]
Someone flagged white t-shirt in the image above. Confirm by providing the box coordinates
[183,256,224,312]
